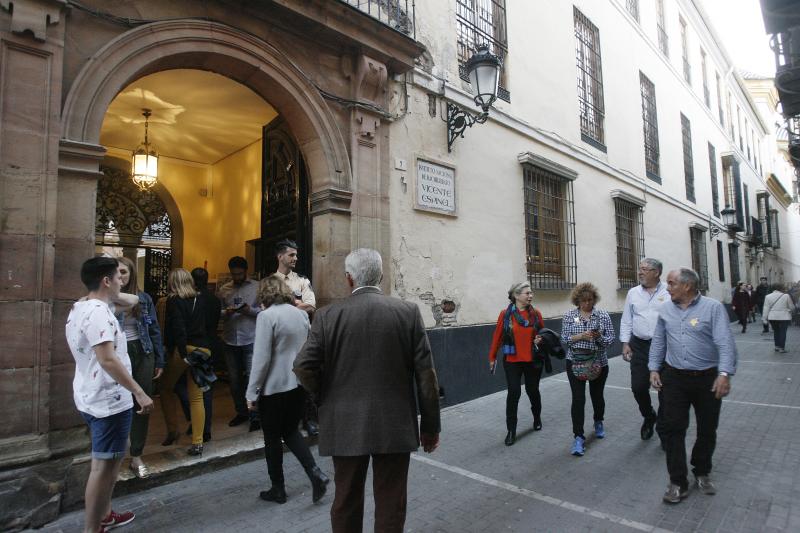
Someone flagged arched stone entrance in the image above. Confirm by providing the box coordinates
[59,19,355,305]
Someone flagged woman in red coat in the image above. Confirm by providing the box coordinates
[488,281,544,446]
[732,281,751,333]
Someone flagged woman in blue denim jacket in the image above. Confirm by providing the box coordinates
[118,257,166,478]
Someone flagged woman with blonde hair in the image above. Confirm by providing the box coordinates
[160,268,211,456]
[246,275,329,504]
[560,282,615,457]
[116,256,165,478]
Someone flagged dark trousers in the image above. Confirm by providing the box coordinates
[660,366,721,489]
[258,387,316,487]
[128,340,154,457]
[629,337,663,431]
[331,453,410,533]
[176,374,213,439]
[225,343,257,420]
[566,361,609,437]
[503,360,543,431]
[770,320,790,349]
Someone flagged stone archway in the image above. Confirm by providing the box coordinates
[59,19,355,304]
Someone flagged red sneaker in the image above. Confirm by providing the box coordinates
[100,510,135,530]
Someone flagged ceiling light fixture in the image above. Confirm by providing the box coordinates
[131,108,159,190]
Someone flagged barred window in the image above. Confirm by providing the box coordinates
[728,243,740,287]
[746,123,751,161]
[656,0,668,56]
[614,198,645,289]
[681,113,695,202]
[716,240,725,282]
[640,72,660,181]
[523,165,577,289]
[708,143,720,217]
[626,0,639,22]
[757,192,772,247]
[721,155,744,230]
[690,228,709,292]
[743,183,751,235]
[715,73,724,127]
[727,92,734,138]
[737,106,743,150]
[701,49,710,108]
[574,7,606,150]
[770,209,780,249]
[680,16,691,85]
[456,0,510,102]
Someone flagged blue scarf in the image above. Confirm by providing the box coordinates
[502,304,540,355]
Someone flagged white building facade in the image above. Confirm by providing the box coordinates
[385,0,800,332]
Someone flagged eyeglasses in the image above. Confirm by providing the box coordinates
[638,267,657,272]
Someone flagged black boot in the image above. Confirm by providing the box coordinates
[307,466,330,503]
[259,485,287,504]
[504,430,516,446]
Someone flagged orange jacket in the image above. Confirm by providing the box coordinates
[488,307,544,363]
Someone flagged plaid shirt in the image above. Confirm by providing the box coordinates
[561,307,615,366]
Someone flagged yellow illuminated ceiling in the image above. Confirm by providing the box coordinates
[100,69,277,164]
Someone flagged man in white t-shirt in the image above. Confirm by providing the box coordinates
[66,256,154,533]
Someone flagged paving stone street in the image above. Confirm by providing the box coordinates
[37,325,800,533]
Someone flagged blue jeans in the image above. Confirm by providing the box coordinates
[225,343,256,419]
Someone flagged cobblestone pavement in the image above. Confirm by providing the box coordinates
[38,325,800,532]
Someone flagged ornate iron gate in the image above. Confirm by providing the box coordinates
[95,166,173,301]
[259,119,310,278]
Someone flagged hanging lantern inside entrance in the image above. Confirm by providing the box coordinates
[131,108,159,190]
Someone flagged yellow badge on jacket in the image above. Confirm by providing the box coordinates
[689,318,699,327]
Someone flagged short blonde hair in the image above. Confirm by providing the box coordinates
[570,282,601,307]
[168,268,197,299]
[258,274,295,308]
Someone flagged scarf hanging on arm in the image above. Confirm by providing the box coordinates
[502,304,539,355]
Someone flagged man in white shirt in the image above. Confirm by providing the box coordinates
[620,258,669,443]
[66,257,154,533]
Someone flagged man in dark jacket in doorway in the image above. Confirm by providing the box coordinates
[293,248,441,533]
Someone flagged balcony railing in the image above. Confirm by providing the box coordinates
[769,26,800,116]
[340,0,416,39]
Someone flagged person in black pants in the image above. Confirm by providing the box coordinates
[620,258,669,444]
[246,276,329,504]
[649,268,737,504]
[487,281,545,446]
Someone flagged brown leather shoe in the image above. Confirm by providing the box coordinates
[695,475,717,495]
[662,483,688,504]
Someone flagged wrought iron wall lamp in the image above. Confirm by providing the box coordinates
[445,44,502,152]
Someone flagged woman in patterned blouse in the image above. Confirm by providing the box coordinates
[561,282,615,457]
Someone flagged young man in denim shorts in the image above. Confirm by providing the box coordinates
[66,257,154,533]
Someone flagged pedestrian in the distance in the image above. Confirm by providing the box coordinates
[762,283,796,353]
[66,257,154,532]
[731,282,751,333]
[620,258,669,444]
[294,249,440,533]
[246,275,329,505]
[116,256,165,479]
[487,281,545,446]
[561,282,615,457]
[755,277,770,332]
[649,268,737,504]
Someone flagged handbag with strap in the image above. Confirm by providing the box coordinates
[570,348,602,381]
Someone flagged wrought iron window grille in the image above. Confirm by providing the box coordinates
[340,0,416,38]
[574,7,606,148]
[681,113,695,203]
[456,0,510,102]
[640,72,660,182]
[709,143,720,217]
[690,227,709,291]
[716,240,725,282]
[614,198,645,289]
[523,165,577,290]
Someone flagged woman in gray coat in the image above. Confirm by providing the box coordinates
[762,283,796,353]
[246,275,329,504]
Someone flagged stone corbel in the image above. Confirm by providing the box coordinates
[0,0,66,41]
[347,54,388,106]
[58,139,106,179]
[310,187,353,216]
